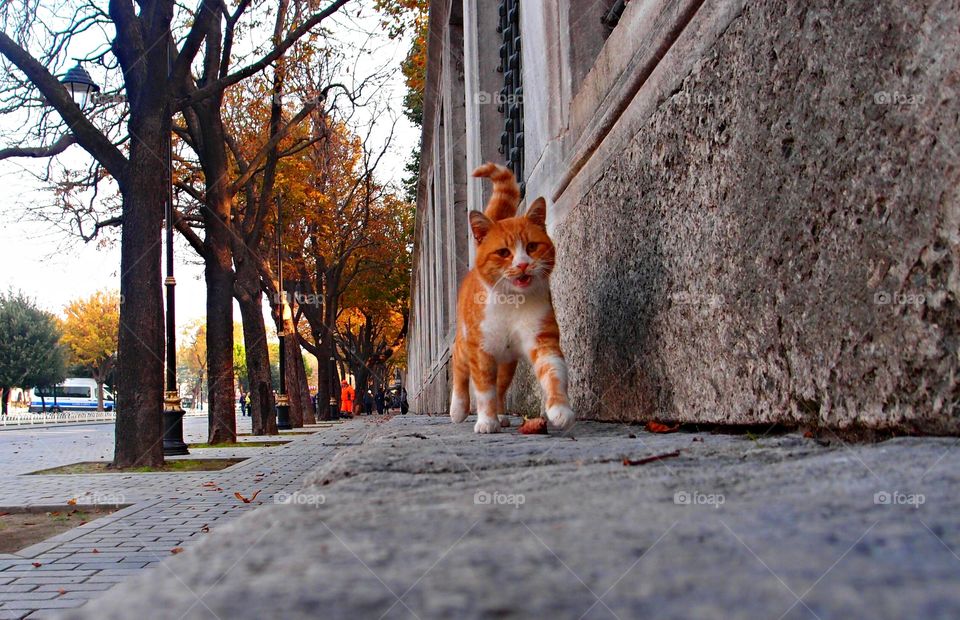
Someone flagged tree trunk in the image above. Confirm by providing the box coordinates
[96,380,104,412]
[114,111,165,469]
[282,318,305,427]
[316,337,333,421]
[235,246,277,435]
[295,342,315,424]
[196,102,236,446]
[1,386,9,415]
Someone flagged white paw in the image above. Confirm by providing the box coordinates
[474,416,502,434]
[546,404,576,430]
[450,395,468,423]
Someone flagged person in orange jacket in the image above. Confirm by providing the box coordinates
[339,380,355,417]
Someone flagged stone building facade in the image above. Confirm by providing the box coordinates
[406,0,960,433]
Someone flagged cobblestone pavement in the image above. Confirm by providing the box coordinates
[62,414,960,620]
[0,416,367,619]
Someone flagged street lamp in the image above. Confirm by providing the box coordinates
[275,195,292,430]
[60,63,100,109]
[161,119,188,456]
[59,61,186,453]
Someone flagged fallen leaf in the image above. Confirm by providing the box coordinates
[622,450,681,466]
[200,526,210,533]
[32,562,42,568]
[66,498,77,506]
[58,588,67,595]
[628,433,637,439]
[234,490,262,503]
[518,417,548,435]
[645,421,680,434]
[803,430,814,438]
[171,547,184,554]
[692,437,703,442]
[92,549,99,553]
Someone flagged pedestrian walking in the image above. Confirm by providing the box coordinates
[400,387,409,415]
[339,380,355,418]
[238,392,247,417]
[244,393,251,416]
[375,388,385,416]
[362,390,374,416]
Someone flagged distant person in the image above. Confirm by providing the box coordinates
[238,392,247,417]
[244,393,251,416]
[339,380,355,418]
[362,390,374,416]
[375,388,385,416]
[400,388,409,415]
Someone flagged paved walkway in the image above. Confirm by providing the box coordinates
[60,414,960,620]
[0,417,367,619]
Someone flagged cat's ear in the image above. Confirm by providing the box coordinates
[525,197,547,227]
[469,210,493,243]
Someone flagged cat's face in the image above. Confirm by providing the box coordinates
[470,197,555,292]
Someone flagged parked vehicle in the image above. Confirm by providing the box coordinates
[29,378,115,413]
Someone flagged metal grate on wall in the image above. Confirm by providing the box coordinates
[497,0,524,196]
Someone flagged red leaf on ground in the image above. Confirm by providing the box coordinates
[58,588,67,595]
[92,549,99,553]
[803,430,814,438]
[518,417,548,435]
[171,547,184,554]
[622,450,681,466]
[645,421,680,434]
[234,490,262,503]
[32,562,42,567]
[66,498,77,506]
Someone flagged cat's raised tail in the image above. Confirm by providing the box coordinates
[472,162,520,221]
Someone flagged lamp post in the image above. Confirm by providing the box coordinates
[161,112,188,455]
[275,195,292,430]
[328,356,338,420]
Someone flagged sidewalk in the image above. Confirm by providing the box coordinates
[0,418,367,619]
[61,414,960,619]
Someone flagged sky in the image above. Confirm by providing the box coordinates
[0,2,419,333]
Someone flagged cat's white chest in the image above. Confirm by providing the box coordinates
[478,292,548,361]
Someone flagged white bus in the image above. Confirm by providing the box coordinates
[29,378,115,413]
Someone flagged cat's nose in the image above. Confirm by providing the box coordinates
[515,262,530,272]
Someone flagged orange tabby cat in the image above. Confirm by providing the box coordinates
[449,162,575,433]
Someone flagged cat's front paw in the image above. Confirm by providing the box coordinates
[449,394,469,423]
[546,404,576,430]
[474,416,502,434]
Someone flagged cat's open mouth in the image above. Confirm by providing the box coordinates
[512,274,533,288]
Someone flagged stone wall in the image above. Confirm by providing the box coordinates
[548,0,959,433]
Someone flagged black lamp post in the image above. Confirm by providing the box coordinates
[161,119,188,455]
[275,195,292,430]
[328,356,338,420]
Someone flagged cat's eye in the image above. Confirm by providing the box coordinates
[526,242,540,253]
[495,248,511,258]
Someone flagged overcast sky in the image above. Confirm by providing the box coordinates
[0,2,419,333]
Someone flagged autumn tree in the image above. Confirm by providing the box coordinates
[0,291,67,415]
[60,290,120,411]
[178,321,207,411]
